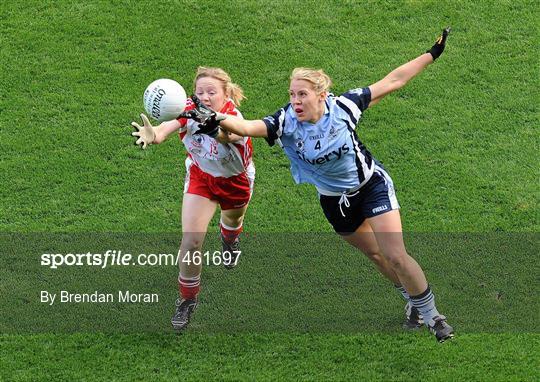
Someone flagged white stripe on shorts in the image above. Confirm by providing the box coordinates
[183,157,193,194]
[374,165,399,210]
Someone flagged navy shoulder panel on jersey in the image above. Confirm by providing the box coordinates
[340,87,371,112]
[263,103,291,146]
[335,87,371,126]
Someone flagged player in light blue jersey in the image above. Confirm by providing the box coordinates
[184,28,454,342]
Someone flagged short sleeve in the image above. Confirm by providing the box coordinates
[340,87,371,112]
[176,98,196,128]
[262,106,287,147]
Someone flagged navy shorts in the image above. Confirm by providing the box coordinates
[319,167,400,235]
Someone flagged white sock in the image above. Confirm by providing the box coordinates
[394,284,411,301]
[410,286,440,325]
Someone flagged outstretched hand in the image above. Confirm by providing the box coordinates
[427,26,451,60]
[178,95,226,138]
[131,113,156,149]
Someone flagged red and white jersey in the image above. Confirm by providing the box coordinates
[177,99,254,178]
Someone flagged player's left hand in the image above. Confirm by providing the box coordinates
[427,26,451,60]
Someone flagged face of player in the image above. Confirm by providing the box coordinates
[195,77,228,112]
[289,79,326,123]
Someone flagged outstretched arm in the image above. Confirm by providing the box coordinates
[214,129,246,144]
[131,114,182,149]
[177,96,268,139]
[218,115,268,138]
[368,27,451,107]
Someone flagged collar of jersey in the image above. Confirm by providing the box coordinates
[220,99,236,114]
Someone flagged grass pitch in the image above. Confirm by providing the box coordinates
[1,0,538,380]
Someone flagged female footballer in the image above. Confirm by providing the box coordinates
[185,29,454,342]
[131,67,255,331]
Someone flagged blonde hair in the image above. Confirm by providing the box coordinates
[290,67,332,93]
[194,66,245,106]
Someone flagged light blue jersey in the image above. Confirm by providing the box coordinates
[263,88,375,193]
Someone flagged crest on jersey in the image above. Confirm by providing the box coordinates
[294,137,305,153]
[328,126,338,139]
[192,134,205,147]
[349,88,365,96]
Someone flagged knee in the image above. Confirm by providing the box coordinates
[180,234,204,252]
[363,248,385,266]
[221,215,244,228]
[385,251,409,271]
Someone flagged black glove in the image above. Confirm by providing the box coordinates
[178,95,222,138]
[177,95,214,123]
[194,119,220,138]
[427,27,451,60]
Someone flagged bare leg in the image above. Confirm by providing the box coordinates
[366,210,427,295]
[220,204,249,229]
[341,220,401,285]
[179,193,218,278]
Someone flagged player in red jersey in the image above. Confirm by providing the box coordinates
[131,67,254,330]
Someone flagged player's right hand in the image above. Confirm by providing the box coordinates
[131,113,156,149]
[178,95,226,138]
[178,95,215,123]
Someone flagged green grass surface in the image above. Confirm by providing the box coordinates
[2,333,538,381]
[1,0,538,380]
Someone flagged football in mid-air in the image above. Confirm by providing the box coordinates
[143,78,187,122]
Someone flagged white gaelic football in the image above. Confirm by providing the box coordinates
[143,79,187,122]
